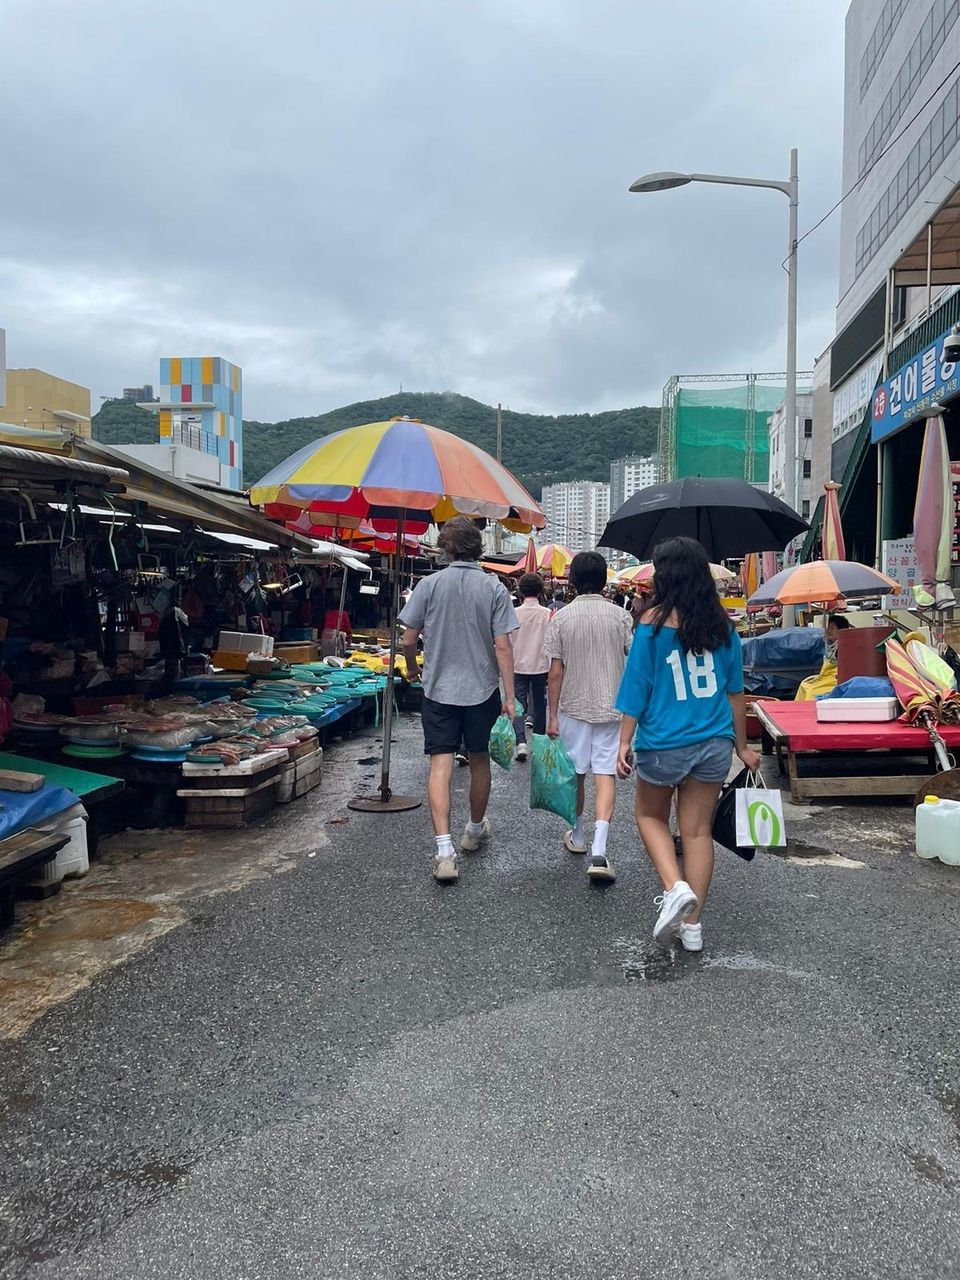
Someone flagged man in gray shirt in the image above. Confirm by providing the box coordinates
[400,516,517,883]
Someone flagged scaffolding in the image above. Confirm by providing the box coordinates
[659,371,813,485]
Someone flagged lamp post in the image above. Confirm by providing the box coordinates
[629,149,799,515]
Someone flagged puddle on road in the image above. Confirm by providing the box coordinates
[609,936,697,984]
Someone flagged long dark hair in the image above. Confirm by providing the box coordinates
[645,537,731,655]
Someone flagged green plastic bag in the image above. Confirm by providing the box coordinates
[488,714,516,771]
[529,733,578,827]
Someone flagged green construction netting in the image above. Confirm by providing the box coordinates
[674,385,784,483]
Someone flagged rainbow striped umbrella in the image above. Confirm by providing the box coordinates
[822,482,846,561]
[512,543,573,578]
[250,416,544,533]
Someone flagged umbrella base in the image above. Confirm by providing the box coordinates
[913,769,960,807]
[347,793,422,813]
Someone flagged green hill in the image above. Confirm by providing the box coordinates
[92,391,659,497]
[90,398,158,446]
[242,393,658,495]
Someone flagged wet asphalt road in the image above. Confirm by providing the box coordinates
[2,712,960,1279]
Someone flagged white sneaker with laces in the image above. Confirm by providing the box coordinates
[678,921,703,952]
[433,855,459,882]
[516,742,529,761]
[653,879,698,943]
[460,817,491,853]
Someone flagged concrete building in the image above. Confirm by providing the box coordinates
[609,454,658,513]
[123,384,154,402]
[138,356,243,490]
[768,393,815,521]
[539,480,610,556]
[803,0,960,567]
[0,367,91,436]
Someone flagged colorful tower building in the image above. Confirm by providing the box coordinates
[141,356,243,489]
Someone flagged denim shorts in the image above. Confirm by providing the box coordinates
[633,736,733,787]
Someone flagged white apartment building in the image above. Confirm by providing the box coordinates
[768,394,815,521]
[609,454,658,513]
[539,481,610,557]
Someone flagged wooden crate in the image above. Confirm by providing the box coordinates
[277,749,322,803]
[182,779,278,828]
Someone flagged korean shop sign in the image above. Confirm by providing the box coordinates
[871,328,959,443]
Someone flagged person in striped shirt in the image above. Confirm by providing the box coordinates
[544,551,633,883]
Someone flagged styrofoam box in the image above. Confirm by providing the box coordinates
[218,631,275,656]
[33,803,90,884]
[816,697,899,722]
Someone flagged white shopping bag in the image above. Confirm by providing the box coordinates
[734,773,786,849]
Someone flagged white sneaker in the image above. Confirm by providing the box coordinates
[935,583,958,610]
[653,879,698,944]
[460,817,491,853]
[678,921,703,953]
[563,829,587,855]
[433,855,458,882]
[516,742,529,761]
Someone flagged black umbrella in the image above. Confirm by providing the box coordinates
[599,477,808,561]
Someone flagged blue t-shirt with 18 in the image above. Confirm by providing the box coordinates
[615,622,744,751]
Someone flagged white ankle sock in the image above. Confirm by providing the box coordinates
[436,835,454,858]
[465,819,485,836]
[572,817,585,846]
[592,820,610,856]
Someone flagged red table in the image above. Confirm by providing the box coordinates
[752,699,960,802]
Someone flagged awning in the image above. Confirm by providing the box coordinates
[69,439,316,552]
[892,182,960,288]
[0,444,128,487]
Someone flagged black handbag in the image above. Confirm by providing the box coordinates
[711,767,756,861]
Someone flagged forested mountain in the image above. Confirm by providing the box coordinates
[92,391,659,496]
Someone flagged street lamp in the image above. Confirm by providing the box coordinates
[629,149,799,514]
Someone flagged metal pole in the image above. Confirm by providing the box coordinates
[493,403,503,554]
[378,509,404,801]
[926,220,934,316]
[784,147,799,518]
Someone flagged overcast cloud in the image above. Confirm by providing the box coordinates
[0,0,843,422]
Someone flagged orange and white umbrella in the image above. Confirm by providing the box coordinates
[748,559,897,607]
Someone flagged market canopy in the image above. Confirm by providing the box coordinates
[0,424,316,553]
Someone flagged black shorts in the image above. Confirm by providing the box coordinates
[421,690,501,756]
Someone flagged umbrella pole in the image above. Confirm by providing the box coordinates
[348,507,421,813]
[336,562,349,656]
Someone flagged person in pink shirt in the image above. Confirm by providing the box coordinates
[511,573,551,761]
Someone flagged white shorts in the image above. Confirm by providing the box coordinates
[559,713,620,776]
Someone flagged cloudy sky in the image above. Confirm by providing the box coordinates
[1,0,844,422]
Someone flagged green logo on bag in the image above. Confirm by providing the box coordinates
[747,800,781,847]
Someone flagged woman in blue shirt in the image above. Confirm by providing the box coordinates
[616,537,759,951]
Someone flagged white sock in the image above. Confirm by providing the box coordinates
[592,820,610,856]
[465,819,485,836]
[572,816,585,846]
[436,835,454,858]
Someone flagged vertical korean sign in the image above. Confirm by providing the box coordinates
[871,329,959,443]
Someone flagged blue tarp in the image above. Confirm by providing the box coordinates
[740,626,826,697]
[0,783,81,840]
[818,677,897,700]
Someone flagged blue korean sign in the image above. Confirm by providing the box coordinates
[871,328,959,442]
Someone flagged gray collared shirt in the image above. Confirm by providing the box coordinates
[399,561,518,706]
